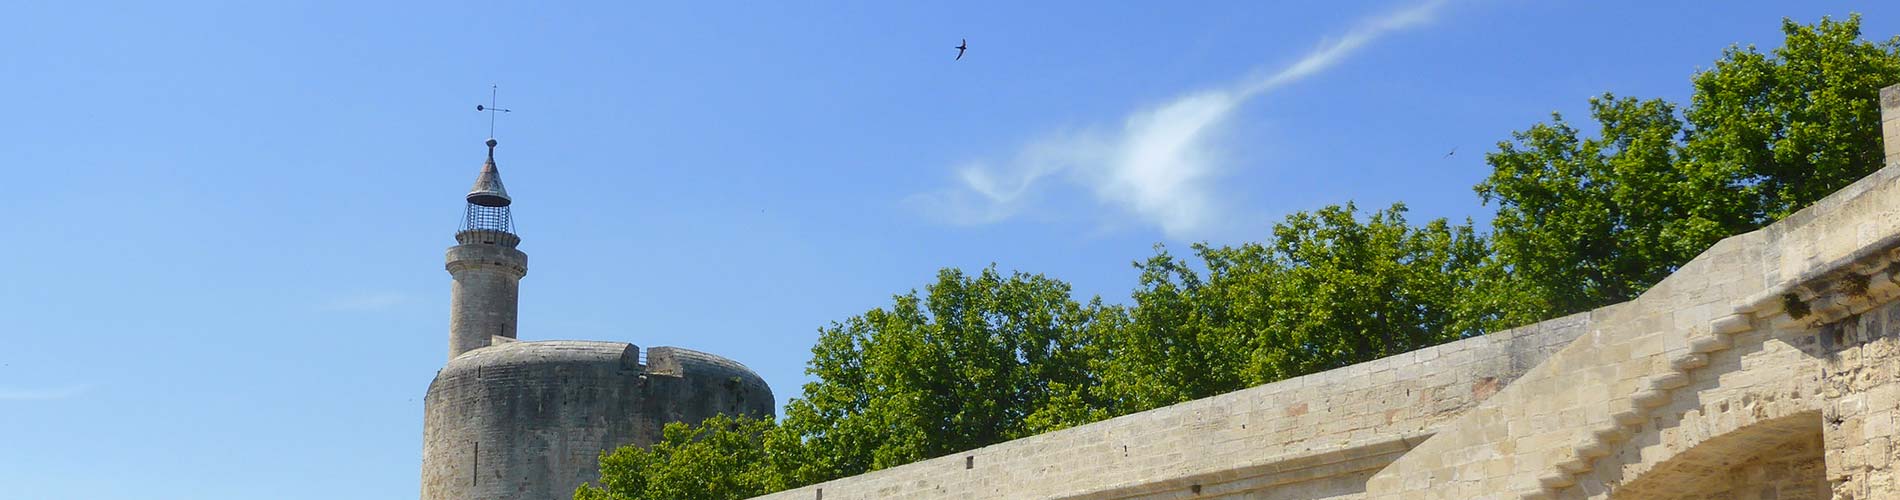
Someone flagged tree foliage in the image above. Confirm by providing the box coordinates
[1092,203,1490,412]
[581,16,1900,500]
[774,267,1119,482]
[1478,15,1899,325]
[1477,95,1709,325]
[1687,15,1900,221]
[575,415,783,500]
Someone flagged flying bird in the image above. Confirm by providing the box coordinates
[1443,147,1457,159]
[955,39,967,61]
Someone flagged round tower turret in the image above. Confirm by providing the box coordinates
[446,138,528,359]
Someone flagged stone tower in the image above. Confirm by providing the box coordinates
[447,137,527,359]
[422,139,775,500]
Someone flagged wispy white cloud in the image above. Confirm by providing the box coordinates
[910,0,1449,238]
[0,384,94,401]
[317,291,412,312]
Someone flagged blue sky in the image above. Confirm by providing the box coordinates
[3,1,1897,498]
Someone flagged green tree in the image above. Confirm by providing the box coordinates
[1244,203,1490,378]
[1090,246,1249,412]
[1688,15,1900,221]
[1477,96,1705,326]
[1095,203,1490,411]
[775,267,1114,482]
[1477,16,1899,325]
[575,415,784,500]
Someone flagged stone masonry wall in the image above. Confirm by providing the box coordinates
[422,341,648,500]
[421,342,774,500]
[751,315,1588,500]
[1358,83,1900,500]
[1824,83,1900,500]
[446,241,527,360]
[1817,301,1900,498]
[645,347,777,426]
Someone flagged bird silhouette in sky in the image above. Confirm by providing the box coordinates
[1444,147,1457,159]
[955,39,967,60]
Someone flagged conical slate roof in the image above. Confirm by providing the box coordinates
[467,138,511,207]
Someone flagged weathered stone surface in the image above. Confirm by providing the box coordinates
[445,240,527,360]
[1883,84,1900,166]
[421,341,775,500]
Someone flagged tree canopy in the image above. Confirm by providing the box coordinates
[575,415,782,500]
[772,267,1117,481]
[1092,203,1489,413]
[1478,15,1899,324]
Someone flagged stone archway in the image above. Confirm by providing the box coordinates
[1608,412,1825,499]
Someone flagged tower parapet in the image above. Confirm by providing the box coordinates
[445,138,528,359]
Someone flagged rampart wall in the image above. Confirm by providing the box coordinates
[752,316,1585,500]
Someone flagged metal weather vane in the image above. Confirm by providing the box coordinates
[476,85,512,138]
